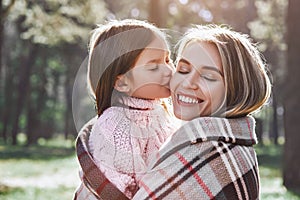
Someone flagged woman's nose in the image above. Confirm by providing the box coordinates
[182,73,199,90]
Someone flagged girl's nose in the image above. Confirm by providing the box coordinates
[163,64,174,77]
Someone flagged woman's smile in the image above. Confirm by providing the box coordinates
[177,94,202,104]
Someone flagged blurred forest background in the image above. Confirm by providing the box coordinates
[0,0,300,199]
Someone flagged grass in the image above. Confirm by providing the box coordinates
[256,144,300,200]
[1,136,300,199]
[0,136,80,200]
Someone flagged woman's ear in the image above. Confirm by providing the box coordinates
[114,74,130,93]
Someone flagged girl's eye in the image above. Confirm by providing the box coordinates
[148,64,159,71]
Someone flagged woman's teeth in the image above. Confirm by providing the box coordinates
[178,95,200,104]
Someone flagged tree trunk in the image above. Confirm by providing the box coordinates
[1,66,14,143]
[64,79,71,139]
[26,47,50,145]
[63,44,80,139]
[0,0,4,79]
[0,0,16,85]
[11,44,38,145]
[0,1,4,135]
[26,82,35,145]
[148,0,167,28]
[283,0,300,193]
[1,0,18,142]
[272,90,279,145]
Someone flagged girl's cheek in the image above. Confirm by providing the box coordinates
[169,75,179,91]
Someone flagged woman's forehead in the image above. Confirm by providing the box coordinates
[180,41,223,73]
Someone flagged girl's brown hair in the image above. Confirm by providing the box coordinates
[87,19,168,116]
[176,24,272,118]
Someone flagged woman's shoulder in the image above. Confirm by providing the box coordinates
[135,137,259,200]
[168,116,256,145]
[150,116,257,168]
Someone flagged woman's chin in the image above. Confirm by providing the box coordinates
[173,110,196,121]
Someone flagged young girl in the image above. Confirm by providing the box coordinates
[75,19,178,199]
[133,24,271,199]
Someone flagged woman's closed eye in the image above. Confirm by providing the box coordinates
[200,74,217,81]
[177,65,190,74]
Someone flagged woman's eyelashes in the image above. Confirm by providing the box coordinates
[176,64,190,74]
[177,64,218,82]
[200,74,217,81]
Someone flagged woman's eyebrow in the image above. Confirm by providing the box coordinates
[178,58,191,65]
[179,58,223,76]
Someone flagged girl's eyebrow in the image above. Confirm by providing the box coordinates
[178,58,223,76]
[146,52,170,64]
[146,58,160,64]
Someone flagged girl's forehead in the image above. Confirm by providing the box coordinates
[145,36,169,51]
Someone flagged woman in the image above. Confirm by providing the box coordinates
[132,24,271,200]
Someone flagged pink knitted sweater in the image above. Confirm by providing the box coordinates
[89,96,178,199]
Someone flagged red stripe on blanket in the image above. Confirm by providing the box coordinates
[175,152,214,199]
[78,151,88,160]
[96,178,110,194]
[139,180,158,200]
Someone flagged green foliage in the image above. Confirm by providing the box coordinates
[248,0,287,52]
[9,0,108,46]
[248,0,287,96]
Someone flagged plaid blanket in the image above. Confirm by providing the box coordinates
[73,117,129,200]
[74,116,259,199]
[133,116,260,200]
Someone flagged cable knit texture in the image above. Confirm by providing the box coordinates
[89,96,178,199]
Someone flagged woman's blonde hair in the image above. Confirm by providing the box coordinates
[176,24,272,118]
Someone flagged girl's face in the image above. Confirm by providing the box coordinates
[170,41,226,121]
[126,36,174,99]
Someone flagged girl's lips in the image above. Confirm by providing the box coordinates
[177,94,203,104]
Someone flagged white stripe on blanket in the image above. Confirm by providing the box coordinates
[215,141,243,199]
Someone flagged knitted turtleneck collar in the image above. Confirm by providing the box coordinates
[116,96,161,110]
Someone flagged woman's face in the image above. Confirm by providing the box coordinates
[170,41,226,121]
